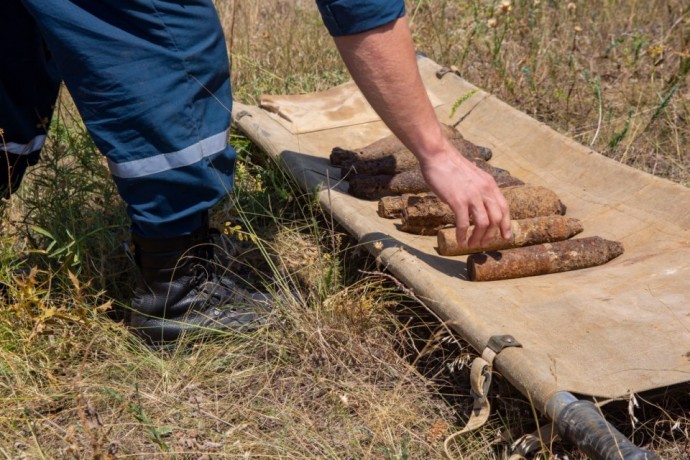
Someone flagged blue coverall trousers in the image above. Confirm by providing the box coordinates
[1,0,236,237]
[1,0,405,238]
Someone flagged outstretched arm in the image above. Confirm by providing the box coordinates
[331,17,511,247]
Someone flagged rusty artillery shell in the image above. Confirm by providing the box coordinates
[331,123,492,169]
[348,161,523,201]
[341,137,494,176]
[377,195,404,218]
[437,216,584,256]
[378,194,421,219]
[470,158,525,188]
[378,193,430,219]
[398,185,566,234]
[456,140,493,163]
[502,184,566,219]
[467,236,624,281]
[347,168,429,199]
[341,150,419,176]
[376,170,524,220]
[490,172,525,188]
[331,124,458,166]
[400,193,455,233]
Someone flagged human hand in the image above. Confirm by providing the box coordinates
[419,142,511,249]
[330,15,511,243]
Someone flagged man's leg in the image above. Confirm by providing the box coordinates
[0,1,61,199]
[20,0,235,236]
[20,0,269,346]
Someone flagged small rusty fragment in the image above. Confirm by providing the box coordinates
[467,236,624,281]
[437,216,584,256]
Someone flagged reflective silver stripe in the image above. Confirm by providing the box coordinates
[107,130,229,179]
[2,135,47,155]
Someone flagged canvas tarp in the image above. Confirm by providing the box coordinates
[232,56,690,414]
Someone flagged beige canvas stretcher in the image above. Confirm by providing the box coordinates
[233,56,690,415]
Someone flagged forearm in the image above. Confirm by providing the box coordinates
[332,16,511,246]
[332,17,448,165]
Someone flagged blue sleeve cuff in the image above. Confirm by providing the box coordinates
[316,0,406,37]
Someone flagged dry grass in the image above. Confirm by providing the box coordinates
[408,0,690,184]
[1,105,464,458]
[223,1,690,457]
[1,0,688,459]
[0,262,457,458]
[227,0,690,185]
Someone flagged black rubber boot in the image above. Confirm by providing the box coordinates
[127,221,271,347]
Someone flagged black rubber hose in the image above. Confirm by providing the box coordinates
[556,400,660,460]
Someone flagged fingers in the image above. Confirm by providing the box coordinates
[419,148,511,249]
[479,187,512,246]
[495,188,512,240]
[454,207,471,250]
[456,177,511,249]
[467,201,489,248]
[453,196,495,249]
